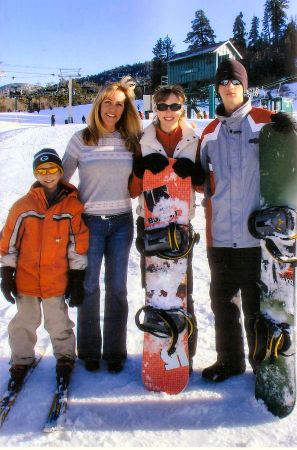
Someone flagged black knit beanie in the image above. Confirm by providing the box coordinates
[215,59,248,93]
[33,148,63,173]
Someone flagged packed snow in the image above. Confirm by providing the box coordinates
[0,102,297,447]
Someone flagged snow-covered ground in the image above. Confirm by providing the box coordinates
[0,102,297,447]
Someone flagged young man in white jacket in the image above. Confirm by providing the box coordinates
[199,59,295,382]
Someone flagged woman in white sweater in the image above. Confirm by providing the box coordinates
[62,80,142,373]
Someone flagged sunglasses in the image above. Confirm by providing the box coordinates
[36,166,59,175]
[156,103,182,111]
[219,79,242,86]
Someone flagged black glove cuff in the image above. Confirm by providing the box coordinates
[191,168,205,186]
[0,266,15,277]
[133,156,145,178]
[68,269,85,283]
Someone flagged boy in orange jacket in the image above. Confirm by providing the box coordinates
[0,148,89,390]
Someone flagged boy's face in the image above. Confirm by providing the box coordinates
[34,162,62,194]
[218,80,244,115]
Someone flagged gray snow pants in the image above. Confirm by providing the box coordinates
[8,294,76,365]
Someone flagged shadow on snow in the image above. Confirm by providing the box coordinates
[0,353,276,435]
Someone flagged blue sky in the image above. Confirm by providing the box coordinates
[0,0,296,87]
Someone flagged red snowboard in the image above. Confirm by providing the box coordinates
[141,158,191,394]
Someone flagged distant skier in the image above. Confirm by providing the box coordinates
[199,59,294,382]
[82,115,86,124]
[0,148,89,391]
[51,114,55,126]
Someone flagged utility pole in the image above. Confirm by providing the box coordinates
[68,76,73,123]
[209,85,215,119]
[59,68,81,123]
[10,87,19,112]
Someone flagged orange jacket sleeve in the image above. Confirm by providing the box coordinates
[0,199,26,268]
[192,139,204,193]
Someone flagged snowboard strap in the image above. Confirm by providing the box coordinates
[264,238,297,263]
[135,305,194,356]
[141,223,200,260]
[253,314,292,364]
[157,230,199,260]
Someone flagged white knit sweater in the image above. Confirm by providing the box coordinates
[62,130,133,215]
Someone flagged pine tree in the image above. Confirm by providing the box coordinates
[283,18,297,75]
[232,12,247,54]
[262,7,271,45]
[152,38,165,60]
[184,9,216,51]
[264,0,290,48]
[163,35,175,61]
[248,16,261,53]
[152,36,175,62]
[246,15,265,84]
[151,36,175,89]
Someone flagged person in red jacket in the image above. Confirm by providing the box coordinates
[0,148,89,391]
[129,84,204,372]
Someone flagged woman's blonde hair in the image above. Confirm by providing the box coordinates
[82,78,142,152]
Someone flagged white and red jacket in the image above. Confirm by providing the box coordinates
[129,120,199,219]
[199,99,272,248]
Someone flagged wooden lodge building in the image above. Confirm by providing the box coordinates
[167,40,243,92]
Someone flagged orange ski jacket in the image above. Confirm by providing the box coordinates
[0,181,89,299]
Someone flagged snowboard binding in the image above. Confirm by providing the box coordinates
[140,223,199,260]
[249,206,297,263]
[253,313,292,364]
[135,305,194,355]
[248,206,297,240]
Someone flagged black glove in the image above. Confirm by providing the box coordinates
[65,269,85,307]
[270,112,297,134]
[173,158,205,185]
[1,266,17,304]
[133,153,169,178]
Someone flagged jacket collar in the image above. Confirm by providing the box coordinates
[216,97,252,127]
[140,120,198,153]
[30,180,78,206]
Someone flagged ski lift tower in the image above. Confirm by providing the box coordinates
[59,68,81,123]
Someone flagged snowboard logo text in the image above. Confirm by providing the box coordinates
[148,210,178,225]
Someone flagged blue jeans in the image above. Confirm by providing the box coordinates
[77,212,133,363]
